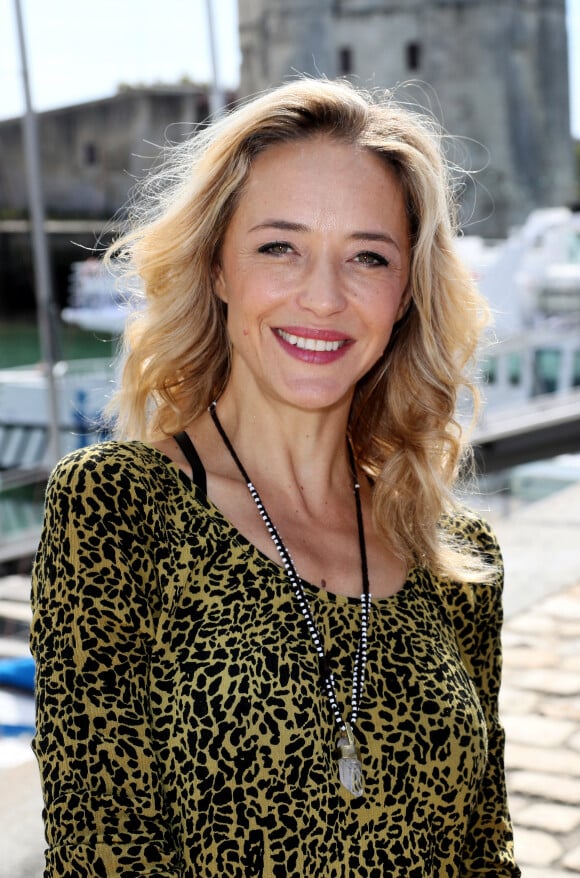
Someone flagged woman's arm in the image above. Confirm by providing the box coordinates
[31,446,182,877]
[448,520,521,877]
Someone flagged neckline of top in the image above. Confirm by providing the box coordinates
[135,440,420,606]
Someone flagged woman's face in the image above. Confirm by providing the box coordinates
[214,135,411,414]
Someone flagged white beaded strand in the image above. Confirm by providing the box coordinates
[209,400,372,738]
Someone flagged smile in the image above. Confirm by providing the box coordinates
[276,329,348,352]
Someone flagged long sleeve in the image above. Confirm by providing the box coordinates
[444,519,520,877]
[30,446,182,877]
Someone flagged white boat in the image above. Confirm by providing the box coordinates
[456,207,580,411]
[0,259,127,477]
[0,357,114,472]
[60,257,133,334]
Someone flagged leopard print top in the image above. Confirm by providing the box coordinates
[31,441,519,877]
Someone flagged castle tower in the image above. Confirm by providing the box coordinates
[237,0,574,238]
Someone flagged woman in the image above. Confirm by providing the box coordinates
[31,79,520,877]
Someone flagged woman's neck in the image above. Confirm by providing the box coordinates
[208,386,354,514]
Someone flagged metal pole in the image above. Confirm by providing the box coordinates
[12,0,62,466]
[205,0,225,118]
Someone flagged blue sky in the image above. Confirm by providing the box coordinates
[0,0,579,137]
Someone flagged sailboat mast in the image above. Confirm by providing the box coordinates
[205,0,225,117]
[12,0,62,467]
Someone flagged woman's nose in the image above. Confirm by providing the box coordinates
[297,257,347,315]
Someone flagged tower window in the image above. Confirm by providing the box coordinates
[338,47,353,75]
[406,42,421,71]
[83,142,98,165]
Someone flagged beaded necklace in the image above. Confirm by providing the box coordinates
[209,400,372,798]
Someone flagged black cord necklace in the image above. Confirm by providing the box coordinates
[209,400,372,798]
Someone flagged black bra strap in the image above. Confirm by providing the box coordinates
[174,431,207,494]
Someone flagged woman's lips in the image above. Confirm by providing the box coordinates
[273,327,353,362]
[276,328,347,352]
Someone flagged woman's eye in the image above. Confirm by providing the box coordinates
[258,241,293,255]
[354,251,389,266]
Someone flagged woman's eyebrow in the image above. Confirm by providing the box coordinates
[249,220,309,233]
[349,231,402,252]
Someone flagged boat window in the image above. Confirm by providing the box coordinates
[508,351,522,386]
[482,355,498,385]
[532,348,561,396]
[573,351,580,387]
[567,231,580,263]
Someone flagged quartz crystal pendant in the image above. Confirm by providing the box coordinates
[337,723,364,798]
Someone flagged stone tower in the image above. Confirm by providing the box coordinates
[237,0,574,238]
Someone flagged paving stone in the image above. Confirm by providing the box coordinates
[505,743,580,776]
[515,801,580,833]
[503,646,558,669]
[0,575,31,601]
[507,770,580,804]
[502,630,530,648]
[507,613,559,636]
[0,759,45,878]
[562,844,580,871]
[506,793,528,816]
[542,595,580,620]
[563,654,580,672]
[500,686,540,714]
[539,695,580,722]
[512,826,563,866]
[502,631,548,653]
[502,714,576,748]
[511,669,580,696]
[523,869,578,878]
[551,621,580,638]
[506,613,580,641]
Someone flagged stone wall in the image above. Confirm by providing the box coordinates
[237,0,574,239]
[0,87,215,314]
[0,87,211,219]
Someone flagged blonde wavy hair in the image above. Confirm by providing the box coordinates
[107,78,491,581]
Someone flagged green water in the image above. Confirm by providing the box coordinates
[0,320,115,368]
[1,482,46,535]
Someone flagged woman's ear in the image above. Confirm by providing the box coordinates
[395,285,413,322]
[212,260,228,303]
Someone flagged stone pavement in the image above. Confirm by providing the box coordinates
[501,580,580,876]
[1,483,580,876]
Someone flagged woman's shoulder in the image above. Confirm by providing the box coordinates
[47,440,182,495]
[435,507,504,632]
[440,506,502,565]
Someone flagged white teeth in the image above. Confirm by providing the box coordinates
[277,329,345,352]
